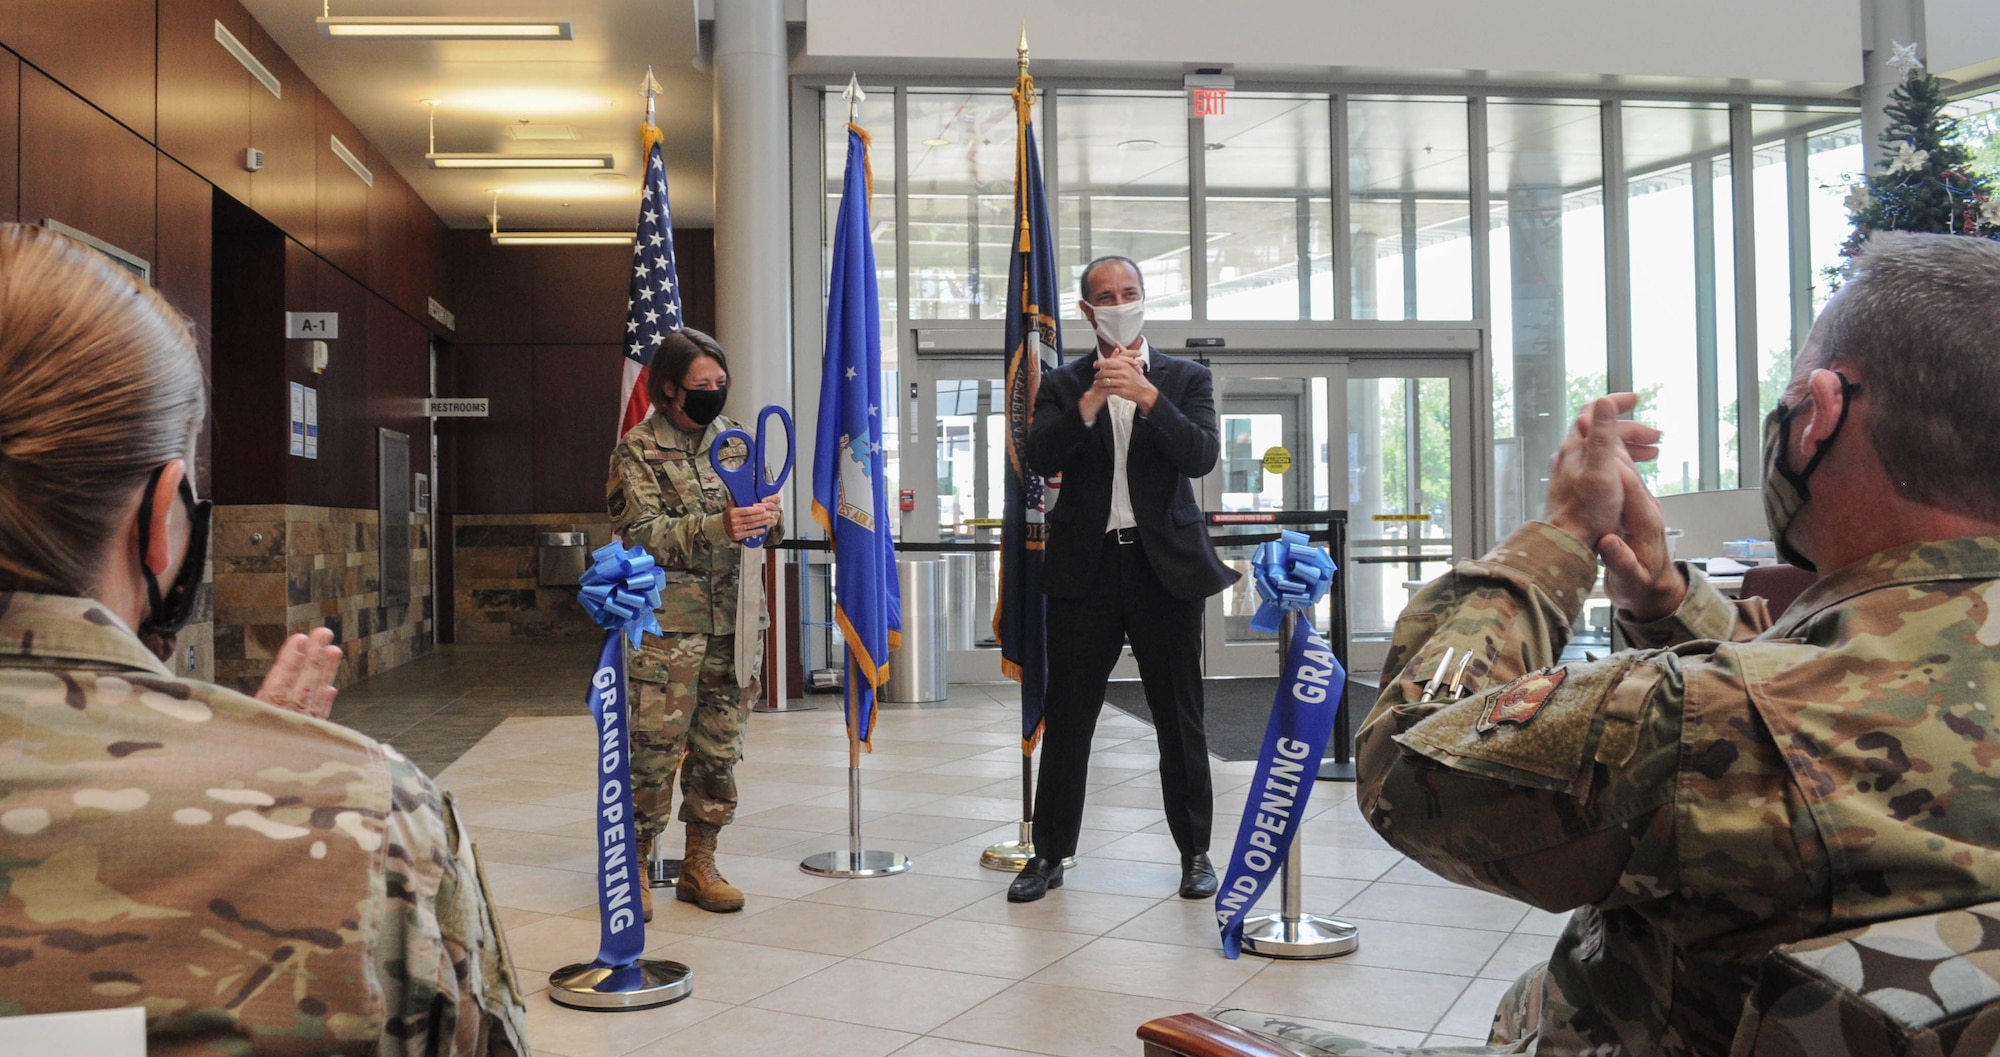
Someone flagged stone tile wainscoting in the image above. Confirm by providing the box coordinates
[453,514,614,642]
[210,505,433,695]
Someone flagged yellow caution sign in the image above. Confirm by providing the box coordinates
[963,518,1004,528]
[1371,513,1433,522]
[1261,446,1291,474]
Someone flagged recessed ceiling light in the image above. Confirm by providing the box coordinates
[921,137,952,147]
[438,87,612,116]
[428,153,614,170]
[319,16,573,40]
[1118,139,1159,152]
[490,232,635,246]
[499,180,637,200]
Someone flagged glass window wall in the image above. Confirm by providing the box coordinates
[1623,102,1734,496]
[1056,92,1192,319]
[904,90,1039,323]
[1347,97,1472,321]
[1202,94,1333,320]
[1486,99,1606,528]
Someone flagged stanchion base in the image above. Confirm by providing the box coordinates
[979,841,1079,873]
[1239,914,1360,960]
[800,849,911,878]
[1316,759,1357,782]
[547,959,694,1010]
[648,859,682,888]
[752,699,818,714]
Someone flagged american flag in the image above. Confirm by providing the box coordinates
[618,126,685,436]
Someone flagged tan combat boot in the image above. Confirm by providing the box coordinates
[676,821,745,913]
[638,833,655,922]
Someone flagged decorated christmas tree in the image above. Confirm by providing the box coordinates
[1832,44,2000,284]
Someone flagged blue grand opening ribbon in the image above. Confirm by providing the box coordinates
[1216,531,1347,958]
[577,541,666,983]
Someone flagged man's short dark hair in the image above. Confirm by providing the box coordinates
[644,327,729,410]
[1812,232,2000,520]
[1079,255,1145,301]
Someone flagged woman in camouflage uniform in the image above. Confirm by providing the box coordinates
[607,327,781,915]
[0,223,528,1054]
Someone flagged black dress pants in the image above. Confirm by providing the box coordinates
[1032,531,1212,862]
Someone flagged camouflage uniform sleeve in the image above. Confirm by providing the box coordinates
[376,754,529,1056]
[608,439,732,566]
[1616,563,1770,650]
[1356,521,1685,913]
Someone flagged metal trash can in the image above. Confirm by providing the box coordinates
[883,557,947,703]
[941,552,977,651]
[537,532,589,586]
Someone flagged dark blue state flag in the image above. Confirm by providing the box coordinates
[995,68,1062,754]
[811,123,901,747]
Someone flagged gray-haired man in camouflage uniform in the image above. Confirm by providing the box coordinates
[1219,233,2000,1056]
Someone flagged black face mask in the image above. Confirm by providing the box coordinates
[136,465,213,656]
[1760,371,1857,573]
[679,385,728,427]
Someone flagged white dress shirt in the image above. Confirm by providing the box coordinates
[1088,339,1152,534]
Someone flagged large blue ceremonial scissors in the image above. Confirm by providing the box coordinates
[708,404,793,549]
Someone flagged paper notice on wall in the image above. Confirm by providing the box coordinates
[289,382,305,457]
[303,386,319,460]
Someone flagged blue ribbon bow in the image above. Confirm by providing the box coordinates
[1249,530,1336,633]
[579,541,667,648]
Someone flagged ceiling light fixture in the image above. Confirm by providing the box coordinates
[487,190,633,246]
[921,137,952,147]
[430,153,613,169]
[424,102,610,170]
[318,2,572,40]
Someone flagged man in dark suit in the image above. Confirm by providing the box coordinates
[1008,256,1240,903]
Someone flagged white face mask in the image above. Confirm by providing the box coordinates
[1086,299,1145,349]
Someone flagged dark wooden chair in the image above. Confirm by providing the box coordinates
[1137,901,2000,1056]
[1739,562,1818,619]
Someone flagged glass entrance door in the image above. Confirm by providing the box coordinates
[1344,358,1474,675]
[1200,361,1346,676]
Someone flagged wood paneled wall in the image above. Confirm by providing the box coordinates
[0,0,459,511]
[440,229,719,515]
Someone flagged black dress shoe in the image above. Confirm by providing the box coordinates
[1180,852,1219,899]
[1008,856,1065,903]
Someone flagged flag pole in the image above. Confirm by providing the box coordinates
[800,652,909,878]
[799,107,907,881]
[981,26,1074,874]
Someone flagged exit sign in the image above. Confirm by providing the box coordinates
[1189,87,1228,118]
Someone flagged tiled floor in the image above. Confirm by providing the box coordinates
[333,646,1569,1057]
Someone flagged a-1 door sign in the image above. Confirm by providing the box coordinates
[286,312,339,339]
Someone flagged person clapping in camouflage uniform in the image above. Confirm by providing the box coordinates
[0,224,528,1054]
[607,328,781,916]
[1224,232,2000,1057]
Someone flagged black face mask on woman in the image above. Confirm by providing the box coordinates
[135,464,213,656]
[679,385,729,427]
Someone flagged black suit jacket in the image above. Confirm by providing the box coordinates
[1026,346,1240,602]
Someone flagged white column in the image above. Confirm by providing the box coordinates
[1859,0,1925,173]
[712,0,792,420]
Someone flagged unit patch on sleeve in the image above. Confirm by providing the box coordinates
[1477,666,1568,733]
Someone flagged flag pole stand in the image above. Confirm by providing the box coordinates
[981,753,1077,872]
[800,673,910,878]
[1240,610,1358,960]
[548,959,694,1011]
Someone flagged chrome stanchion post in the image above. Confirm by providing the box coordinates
[1239,610,1359,960]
